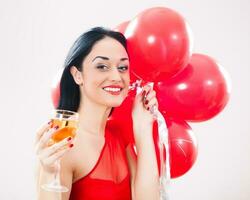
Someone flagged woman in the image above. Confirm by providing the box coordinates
[35,27,160,200]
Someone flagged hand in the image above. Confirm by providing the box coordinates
[34,121,74,174]
[132,84,158,142]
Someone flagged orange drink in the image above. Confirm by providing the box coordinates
[50,118,78,143]
[48,110,79,145]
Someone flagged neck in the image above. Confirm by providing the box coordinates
[77,98,112,137]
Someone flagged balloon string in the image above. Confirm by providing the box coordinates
[133,80,171,200]
[158,112,171,200]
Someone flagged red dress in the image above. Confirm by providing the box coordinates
[69,127,132,200]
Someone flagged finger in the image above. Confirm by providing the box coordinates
[145,98,158,111]
[137,85,151,103]
[134,84,152,104]
[134,88,147,103]
[44,147,72,166]
[40,137,73,158]
[35,126,59,154]
[35,120,52,144]
[142,84,152,95]
[144,90,156,105]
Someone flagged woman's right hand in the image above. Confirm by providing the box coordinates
[131,84,158,143]
[34,121,74,174]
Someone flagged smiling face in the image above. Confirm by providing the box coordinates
[78,36,130,107]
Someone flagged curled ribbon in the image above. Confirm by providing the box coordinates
[130,81,171,200]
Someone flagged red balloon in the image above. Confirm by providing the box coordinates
[155,53,231,122]
[51,68,63,108]
[113,21,129,34]
[125,7,193,81]
[152,117,197,178]
[166,118,198,178]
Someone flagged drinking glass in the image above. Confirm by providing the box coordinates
[41,109,79,192]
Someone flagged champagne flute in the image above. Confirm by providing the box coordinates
[41,109,79,192]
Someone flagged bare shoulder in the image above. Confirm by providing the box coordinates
[60,133,90,175]
[62,132,106,183]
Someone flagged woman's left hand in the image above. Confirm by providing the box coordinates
[131,84,158,143]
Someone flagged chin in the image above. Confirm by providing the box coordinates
[103,95,126,107]
[106,99,124,107]
[111,102,123,107]
[99,90,128,107]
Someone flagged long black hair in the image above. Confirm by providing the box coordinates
[57,27,127,114]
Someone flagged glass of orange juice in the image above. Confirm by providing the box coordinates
[41,109,79,193]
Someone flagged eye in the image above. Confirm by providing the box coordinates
[118,65,129,72]
[96,65,109,71]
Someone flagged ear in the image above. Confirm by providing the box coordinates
[70,66,83,85]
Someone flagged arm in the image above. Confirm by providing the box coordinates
[134,126,159,200]
[126,126,160,200]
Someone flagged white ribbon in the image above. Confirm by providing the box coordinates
[130,81,171,200]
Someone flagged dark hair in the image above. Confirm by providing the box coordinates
[57,27,127,115]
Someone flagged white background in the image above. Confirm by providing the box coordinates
[0,0,249,199]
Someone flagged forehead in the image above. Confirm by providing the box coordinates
[87,37,128,61]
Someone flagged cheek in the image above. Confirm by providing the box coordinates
[82,77,101,96]
[85,71,104,88]
[123,72,130,85]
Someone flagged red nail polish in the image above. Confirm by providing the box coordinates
[147,107,150,110]
[69,143,74,148]
[67,137,72,141]
[141,90,146,97]
[145,100,149,105]
[54,125,59,129]
[47,120,52,125]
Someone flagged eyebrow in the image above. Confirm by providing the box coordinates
[92,56,129,62]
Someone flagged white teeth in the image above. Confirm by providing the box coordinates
[103,87,122,92]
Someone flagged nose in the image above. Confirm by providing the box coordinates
[109,67,122,82]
